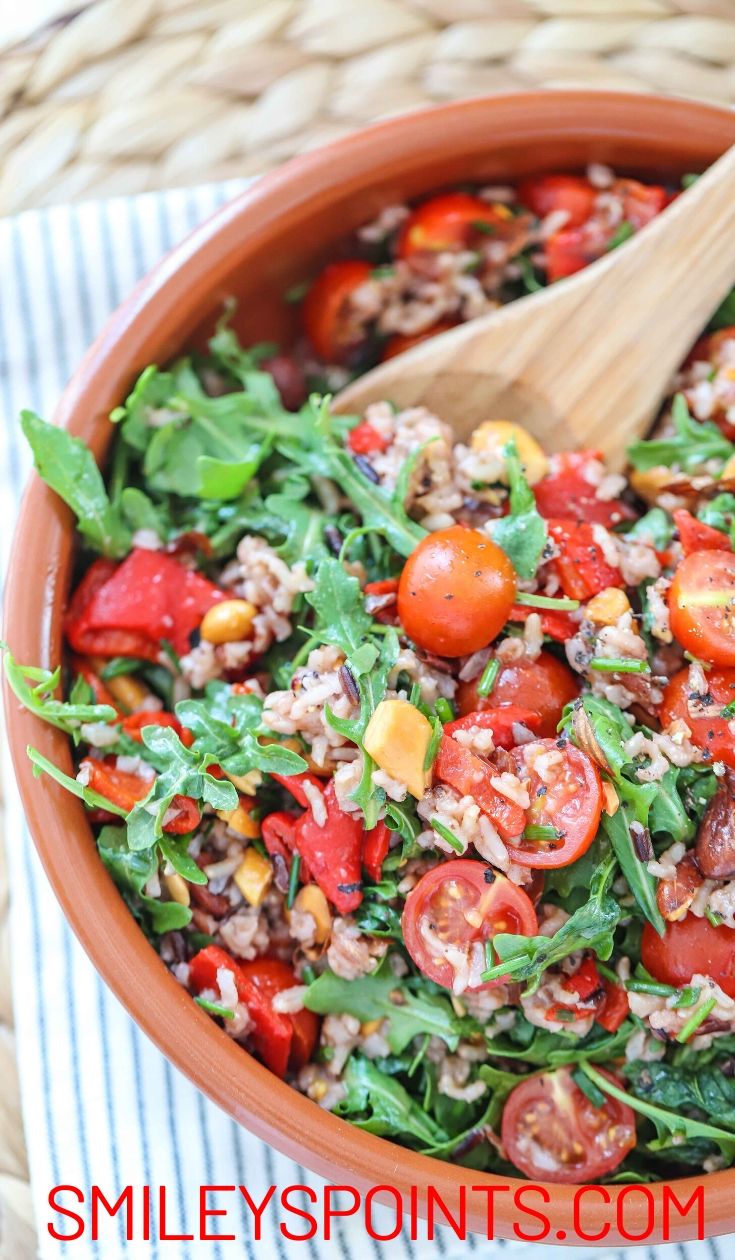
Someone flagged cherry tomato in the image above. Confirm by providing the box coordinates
[397,193,512,258]
[533,451,634,528]
[547,519,624,601]
[642,914,735,999]
[401,860,537,992]
[302,260,372,362]
[660,666,735,770]
[669,549,735,666]
[516,175,597,228]
[456,650,578,738]
[501,1067,636,1183]
[382,321,456,360]
[434,735,526,841]
[544,226,591,281]
[504,738,603,868]
[673,509,731,557]
[617,178,666,229]
[444,705,541,749]
[508,603,581,644]
[397,526,516,657]
[121,711,187,743]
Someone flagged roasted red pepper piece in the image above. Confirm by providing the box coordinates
[673,509,731,557]
[188,946,293,1077]
[434,735,525,841]
[508,603,580,643]
[596,980,630,1033]
[79,758,200,833]
[533,451,634,528]
[71,655,120,712]
[121,710,186,742]
[547,520,625,601]
[565,956,603,1001]
[363,578,399,625]
[239,958,319,1070]
[66,549,225,660]
[363,820,391,883]
[272,774,364,913]
[347,420,390,455]
[444,706,541,749]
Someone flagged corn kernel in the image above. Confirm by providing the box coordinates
[293,884,332,944]
[225,769,262,796]
[200,599,257,645]
[360,1019,382,1036]
[311,1080,327,1102]
[629,466,673,506]
[470,420,548,485]
[722,454,735,480]
[164,872,190,907]
[104,672,150,711]
[233,847,273,907]
[585,587,631,626]
[217,799,260,839]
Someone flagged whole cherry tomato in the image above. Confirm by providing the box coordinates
[516,174,597,228]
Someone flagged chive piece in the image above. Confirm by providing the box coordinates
[408,1032,431,1077]
[431,817,464,852]
[484,938,496,971]
[514,591,580,611]
[705,907,723,928]
[573,1068,607,1107]
[371,265,396,280]
[676,997,717,1044]
[195,997,235,1020]
[424,716,443,772]
[476,657,500,698]
[285,279,310,304]
[595,961,618,984]
[589,657,651,674]
[434,697,455,723]
[409,681,421,706]
[472,220,497,235]
[605,221,634,252]
[626,980,676,997]
[287,853,301,908]
[301,964,316,986]
[721,700,735,719]
[516,253,543,294]
[522,824,561,842]
[673,986,701,1009]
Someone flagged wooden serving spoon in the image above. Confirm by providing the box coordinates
[333,147,735,469]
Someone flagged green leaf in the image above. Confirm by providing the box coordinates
[490,440,547,579]
[175,683,307,779]
[303,963,470,1052]
[27,746,127,816]
[628,393,735,473]
[625,1057,735,1130]
[625,507,674,550]
[335,1056,448,1147]
[125,724,238,851]
[3,652,116,741]
[97,826,192,933]
[698,493,735,548]
[486,1017,632,1068]
[20,410,131,557]
[119,486,170,540]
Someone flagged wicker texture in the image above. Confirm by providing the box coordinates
[2,0,735,213]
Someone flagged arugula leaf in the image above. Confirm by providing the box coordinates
[698,493,735,547]
[4,652,116,741]
[27,746,128,815]
[303,962,471,1052]
[625,1058,735,1130]
[625,507,674,551]
[20,410,131,557]
[97,826,192,933]
[125,725,237,851]
[176,683,307,778]
[111,362,193,452]
[481,853,621,987]
[486,1016,632,1068]
[490,440,547,579]
[335,1055,448,1147]
[628,393,735,473]
[118,486,170,541]
[206,315,276,388]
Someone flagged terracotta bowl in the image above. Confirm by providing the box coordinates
[5,91,735,1246]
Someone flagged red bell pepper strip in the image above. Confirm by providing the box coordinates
[188,946,293,1077]
[347,420,390,455]
[508,604,580,644]
[71,655,120,712]
[79,758,200,833]
[596,980,630,1033]
[533,451,634,528]
[434,735,525,841]
[444,706,541,749]
[272,774,364,913]
[239,958,319,1070]
[547,520,625,601]
[270,771,326,810]
[162,795,202,835]
[673,509,731,557]
[363,821,391,883]
[121,711,187,743]
[565,956,604,1001]
[66,549,226,660]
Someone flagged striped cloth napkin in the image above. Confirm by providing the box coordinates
[0,184,726,1260]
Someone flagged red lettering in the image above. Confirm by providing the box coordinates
[662,1185,705,1241]
[426,1186,466,1240]
[280,1185,318,1240]
[513,1185,551,1242]
[159,1185,194,1241]
[324,1186,360,1239]
[199,1186,236,1242]
[238,1185,275,1241]
[365,1186,402,1240]
[48,1186,85,1241]
[573,1185,610,1242]
[409,1184,419,1240]
[471,1184,510,1238]
[617,1186,655,1242]
[91,1186,134,1241]
[142,1185,151,1242]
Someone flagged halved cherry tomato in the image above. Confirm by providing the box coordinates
[673,509,731,557]
[347,420,390,455]
[517,174,597,228]
[642,913,735,999]
[363,820,391,883]
[533,451,633,528]
[382,321,456,360]
[660,666,735,770]
[396,194,511,258]
[401,860,537,992]
[302,260,372,362]
[669,549,735,666]
[547,520,624,601]
[596,980,630,1033]
[501,1067,636,1183]
[457,651,579,738]
[505,738,603,868]
[434,735,526,841]
[397,526,516,657]
[80,758,200,833]
[444,705,541,749]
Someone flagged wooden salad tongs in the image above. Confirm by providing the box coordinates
[333,145,735,468]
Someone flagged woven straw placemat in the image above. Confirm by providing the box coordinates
[4,1,735,1255]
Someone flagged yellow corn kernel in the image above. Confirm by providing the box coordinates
[629,465,674,506]
[470,420,548,485]
[722,453,735,480]
[164,871,190,907]
[233,847,273,907]
[104,672,150,711]
[217,799,260,839]
[225,769,262,796]
[293,883,332,944]
[363,698,433,799]
[360,1019,382,1036]
[200,599,257,645]
[585,587,632,626]
[311,1080,327,1102]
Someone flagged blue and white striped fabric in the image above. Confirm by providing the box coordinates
[0,184,729,1260]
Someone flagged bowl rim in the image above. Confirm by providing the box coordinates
[5,89,735,1244]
